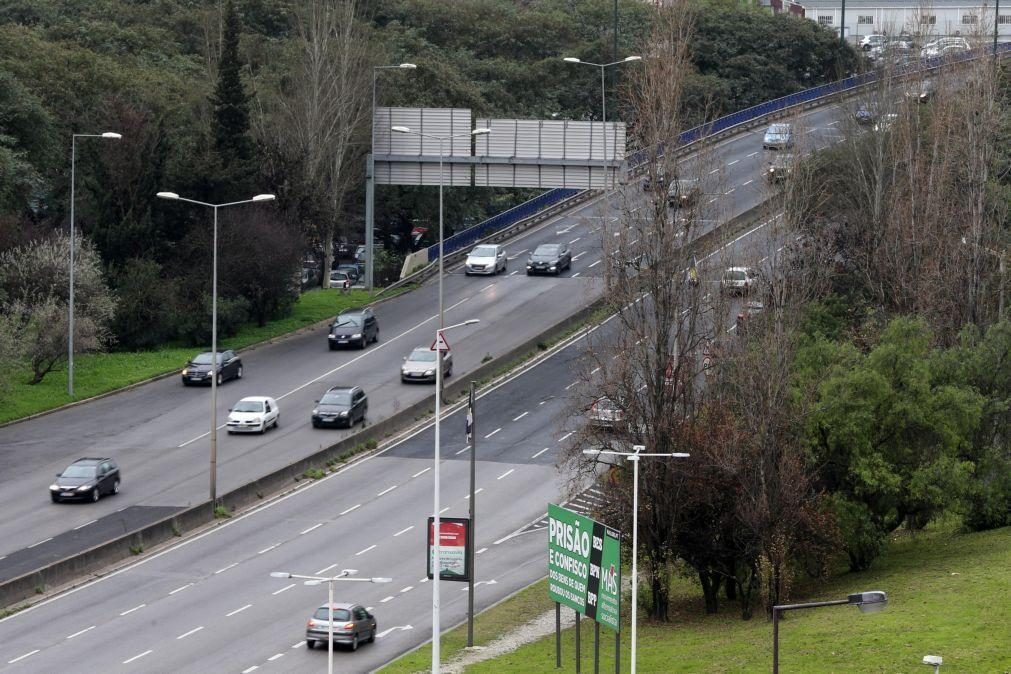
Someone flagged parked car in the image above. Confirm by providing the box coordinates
[226,396,280,434]
[766,154,794,183]
[762,123,793,150]
[328,308,379,350]
[305,602,377,651]
[335,263,362,283]
[50,458,120,503]
[667,178,702,209]
[312,385,367,428]
[588,396,624,429]
[721,267,759,294]
[526,243,572,275]
[354,244,367,263]
[401,346,452,383]
[181,350,242,386]
[860,34,887,51]
[329,270,352,288]
[464,244,507,275]
[921,37,969,58]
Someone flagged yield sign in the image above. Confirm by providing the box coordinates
[431,330,451,352]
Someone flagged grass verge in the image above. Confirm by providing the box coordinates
[1,288,406,425]
[383,523,1011,672]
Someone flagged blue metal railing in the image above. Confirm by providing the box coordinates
[433,42,1010,262]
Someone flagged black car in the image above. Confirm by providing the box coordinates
[667,178,702,209]
[181,350,242,386]
[526,243,572,276]
[328,308,379,350]
[766,154,794,183]
[311,385,368,428]
[50,458,120,503]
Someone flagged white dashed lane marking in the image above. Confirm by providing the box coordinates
[66,625,95,639]
[122,650,152,665]
[300,523,323,535]
[226,604,252,617]
[356,544,377,556]
[120,604,145,616]
[513,411,528,421]
[497,469,515,480]
[340,504,361,515]
[176,626,204,640]
[531,447,550,459]
[394,525,413,537]
[272,583,295,595]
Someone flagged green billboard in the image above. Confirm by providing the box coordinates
[547,503,621,632]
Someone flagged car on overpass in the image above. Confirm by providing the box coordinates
[328,308,379,350]
[311,385,368,428]
[50,457,121,503]
[181,350,242,386]
[226,396,280,434]
[401,346,452,383]
[305,602,377,651]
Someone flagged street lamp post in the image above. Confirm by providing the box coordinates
[390,125,490,403]
[270,570,392,674]
[156,191,276,503]
[562,55,641,192]
[366,63,416,292]
[68,131,122,398]
[772,590,887,673]
[584,444,689,674]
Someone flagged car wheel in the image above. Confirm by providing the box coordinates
[112,479,120,495]
[216,373,223,386]
[51,494,60,504]
[526,270,532,276]
[312,420,320,428]
[91,487,100,502]
[237,365,243,379]
[350,633,359,652]
[182,380,190,387]
[328,343,337,351]
[446,363,453,377]
[372,330,380,344]
[368,626,376,643]
[360,336,368,349]
[273,415,279,429]
[306,640,315,650]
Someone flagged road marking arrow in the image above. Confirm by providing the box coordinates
[376,625,413,638]
[462,579,498,591]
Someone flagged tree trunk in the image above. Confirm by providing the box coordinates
[698,569,720,615]
[649,571,669,622]
[321,224,334,289]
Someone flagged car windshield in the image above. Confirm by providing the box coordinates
[470,246,497,257]
[725,270,747,281]
[313,607,352,622]
[595,398,619,410]
[192,353,219,365]
[61,465,97,479]
[321,391,352,405]
[233,400,264,413]
[533,245,560,258]
[409,349,437,362]
[334,315,362,328]
[768,125,789,135]
[674,180,696,190]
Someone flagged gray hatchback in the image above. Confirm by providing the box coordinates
[305,602,377,651]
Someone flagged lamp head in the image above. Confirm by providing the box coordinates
[252,194,276,202]
[371,577,393,583]
[399,63,417,69]
[156,191,179,200]
[303,579,322,586]
[849,590,887,613]
[269,572,291,579]
[392,125,411,134]
[563,57,581,63]
[101,132,123,139]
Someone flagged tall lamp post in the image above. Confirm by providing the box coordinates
[68,131,122,398]
[425,318,480,674]
[772,590,888,673]
[156,191,275,503]
[390,125,490,402]
[366,62,417,292]
[562,55,641,192]
[584,444,689,674]
[270,569,392,674]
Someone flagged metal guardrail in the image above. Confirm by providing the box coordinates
[422,42,1010,264]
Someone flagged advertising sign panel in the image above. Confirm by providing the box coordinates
[547,503,621,631]
[427,517,471,581]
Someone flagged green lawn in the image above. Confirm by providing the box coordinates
[383,523,1011,673]
[1,288,396,425]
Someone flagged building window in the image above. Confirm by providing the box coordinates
[999,15,1011,24]
[818,15,834,25]
[858,15,874,24]
[961,14,978,24]
[918,14,936,24]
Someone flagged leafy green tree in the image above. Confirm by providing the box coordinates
[211,0,254,191]
[109,258,179,350]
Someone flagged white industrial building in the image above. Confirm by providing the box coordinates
[796,1,1010,41]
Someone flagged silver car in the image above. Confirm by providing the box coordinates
[305,602,377,651]
[762,123,793,150]
[401,346,452,383]
[464,244,507,275]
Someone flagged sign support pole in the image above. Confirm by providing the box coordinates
[575,611,581,673]
[466,381,477,647]
[594,621,600,674]
[555,602,561,668]
[615,629,620,674]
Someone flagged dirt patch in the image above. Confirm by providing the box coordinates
[443,609,575,673]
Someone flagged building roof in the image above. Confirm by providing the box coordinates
[801,0,992,7]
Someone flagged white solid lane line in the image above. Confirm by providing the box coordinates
[226,604,252,617]
[484,428,501,439]
[497,469,515,480]
[412,467,431,478]
[272,583,295,595]
[176,626,204,640]
[66,625,96,639]
[531,447,550,459]
[340,504,361,515]
[394,526,414,537]
[168,583,192,595]
[73,519,97,530]
[122,650,152,665]
[512,411,528,421]
[120,604,145,616]
[355,544,377,556]
[8,650,39,664]
[377,485,397,497]
[214,563,237,575]
[300,523,323,535]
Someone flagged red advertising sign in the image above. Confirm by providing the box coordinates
[427,517,471,581]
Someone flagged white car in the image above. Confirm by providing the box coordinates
[464,244,507,275]
[859,34,887,51]
[721,267,759,295]
[227,396,280,434]
[920,37,969,58]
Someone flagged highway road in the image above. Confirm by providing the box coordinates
[0,196,787,672]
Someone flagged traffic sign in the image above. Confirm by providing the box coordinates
[432,330,451,352]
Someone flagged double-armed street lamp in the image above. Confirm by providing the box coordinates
[584,444,689,674]
[270,569,391,674]
[366,63,417,291]
[156,191,276,503]
[68,131,122,398]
